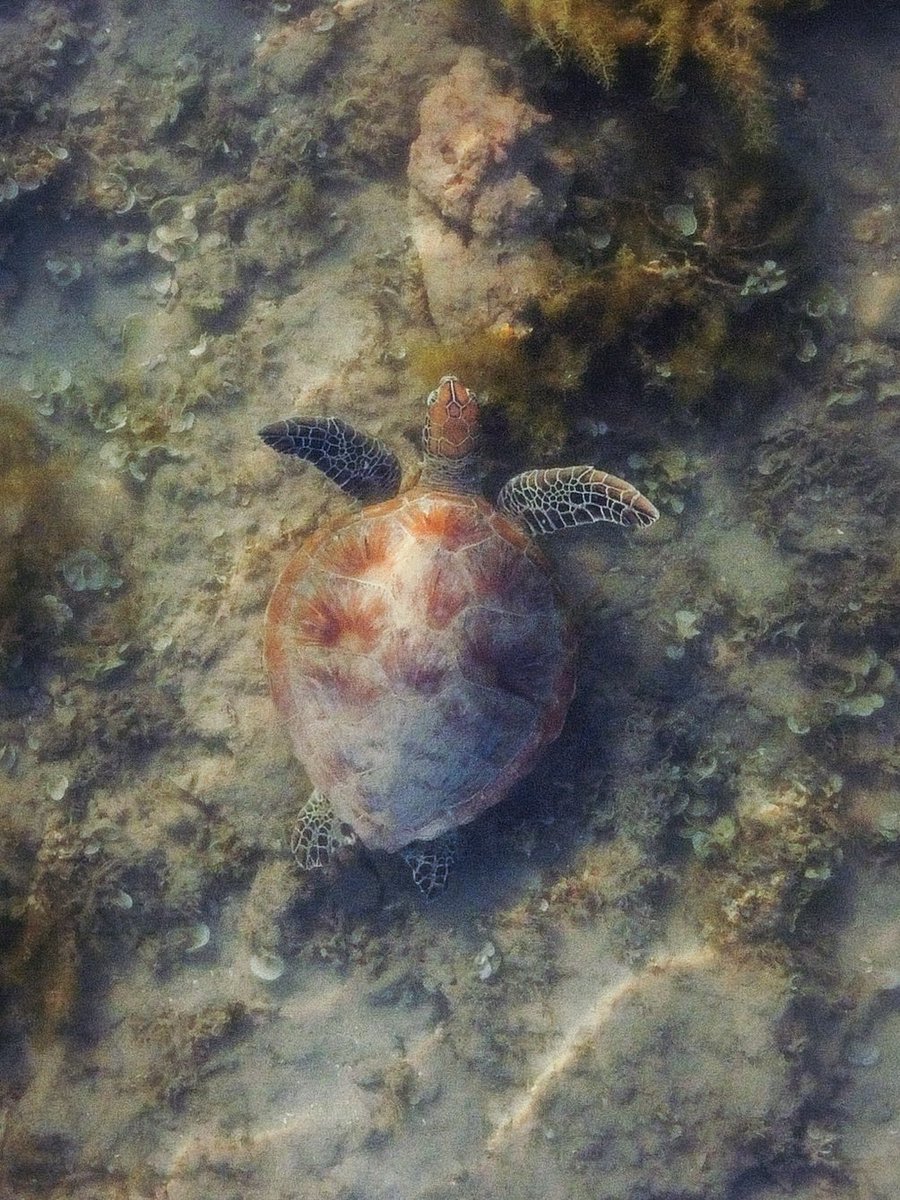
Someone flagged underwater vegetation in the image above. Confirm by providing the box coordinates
[0,2,896,1195]
[499,0,828,146]
[0,403,80,680]
[0,789,259,1181]
[404,20,815,455]
[688,759,845,947]
[0,2,95,211]
[0,379,158,691]
[411,142,809,454]
[0,4,86,136]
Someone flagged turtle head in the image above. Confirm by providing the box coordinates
[422,375,481,491]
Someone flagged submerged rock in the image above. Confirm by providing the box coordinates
[408,47,556,238]
[408,48,571,339]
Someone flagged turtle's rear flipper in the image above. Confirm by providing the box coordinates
[260,417,403,504]
[400,833,458,899]
[290,789,354,870]
[498,465,659,536]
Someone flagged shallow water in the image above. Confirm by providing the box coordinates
[1,3,898,1199]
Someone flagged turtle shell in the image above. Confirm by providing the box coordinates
[264,488,576,852]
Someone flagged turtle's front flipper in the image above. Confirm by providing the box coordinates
[498,466,659,536]
[290,789,354,870]
[400,833,458,899]
[260,417,402,504]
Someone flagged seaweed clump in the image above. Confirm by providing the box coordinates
[499,0,827,146]
[0,4,93,206]
[0,403,78,679]
[410,147,809,455]
[688,761,844,947]
[405,14,814,456]
[544,147,807,400]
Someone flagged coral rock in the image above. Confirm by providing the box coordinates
[408,49,569,339]
[408,48,554,238]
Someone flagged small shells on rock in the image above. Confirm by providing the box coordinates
[310,7,336,31]
[740,260,788,297]
[61,548,123,592]
[169,411,195,433]
[825,388,864,408]
[837,693,885,718]
[844,1040,881,1068]
[45,253,83,287]
[99,442,129,471]
[475,940,500,981]
[876,810,900,841]
[0,744,19,776]
[249,951,286,982]
[673,610,702,640]
[48,777,70,801]
[148,213,199,262]
[576,417,609,439]
[48,367,73,395]
[110,888,134,910]
[663,204,698,237]
[20,366,72,412]
[148,196,186,225]
[150,273,179,299]
[185,922,211,952]
[41,594,74,631]
[804,285,848,320]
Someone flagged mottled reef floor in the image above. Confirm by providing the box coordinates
[0,3,899,1200]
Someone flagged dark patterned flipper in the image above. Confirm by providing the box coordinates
[260,417,403,503]
[498,466,659,536]
[400,833,458,899]
[289,790,353,870]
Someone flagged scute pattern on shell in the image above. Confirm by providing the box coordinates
[265,488,575,852]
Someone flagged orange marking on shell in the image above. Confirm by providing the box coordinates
[306,660,383,707]
[382,640,447,696]
[327,523,392,578]
[403,498,485,550]
[423,560,468,629]
[490,508,536,554]
[319,747,356,783]
[292,588,386,652]
[468,539,525,602]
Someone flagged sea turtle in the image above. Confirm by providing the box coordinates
[260,376,658,895]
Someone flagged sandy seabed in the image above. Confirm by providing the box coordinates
[1,3,899,1199]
